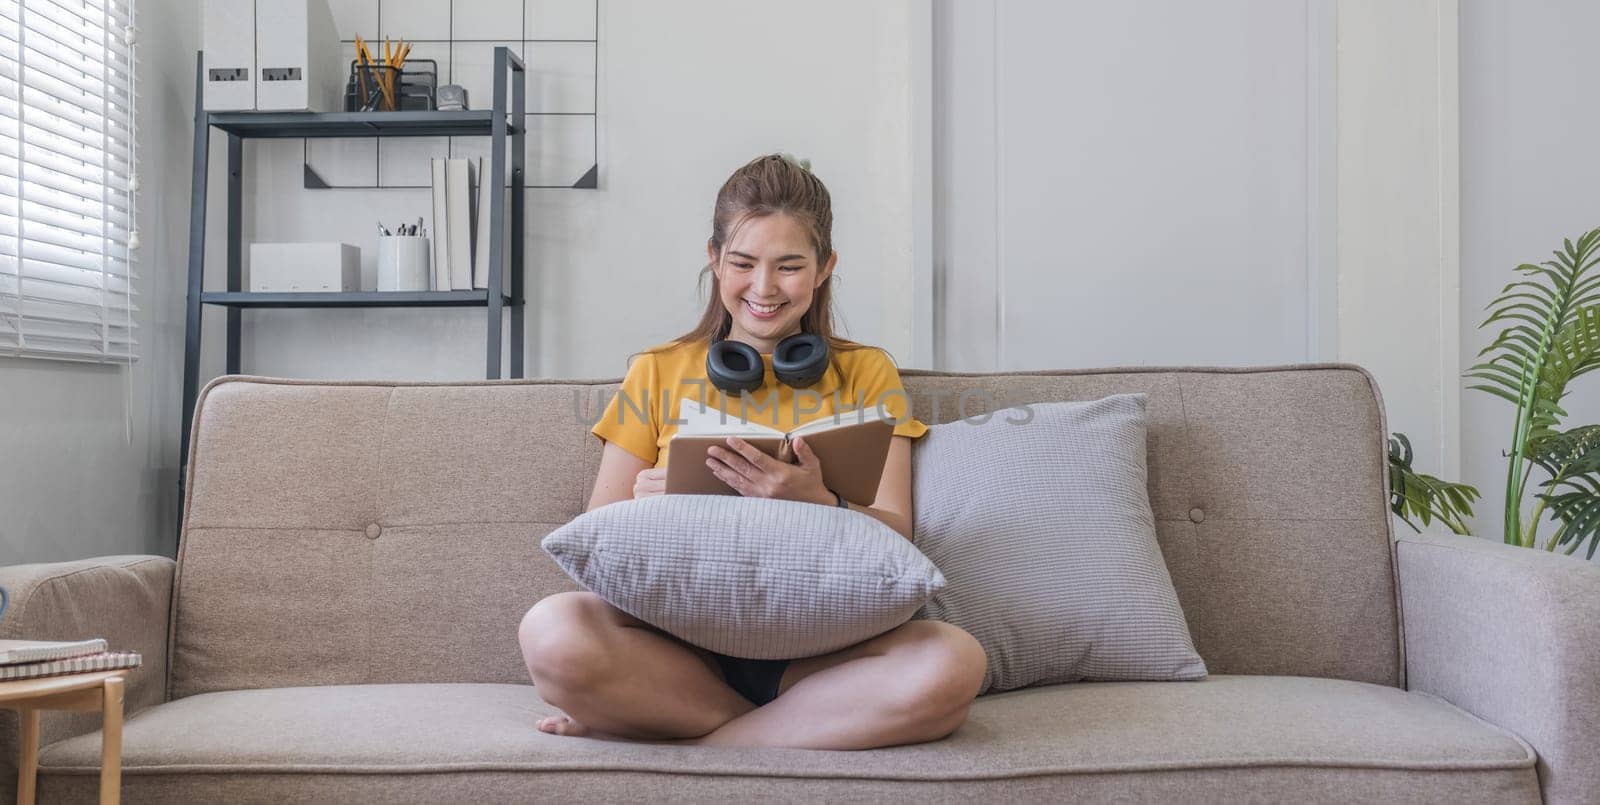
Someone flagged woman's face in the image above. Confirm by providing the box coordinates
[709,213,836,353]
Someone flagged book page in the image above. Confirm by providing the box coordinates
[788,406,888,438]
[673,396,785,437]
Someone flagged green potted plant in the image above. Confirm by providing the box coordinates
[1388,228,1600,558]
[1456,227,1600,557]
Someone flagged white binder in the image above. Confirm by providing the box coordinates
[203,0,342,112]
[255,0,342,112]
[202,0,255,111]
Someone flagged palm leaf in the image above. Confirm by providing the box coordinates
[1539,485,1600,559]
[1465,227,1600,545]
[1530,424,1600,558]
[1540,307,1600,408]
[1388,433,1478,535]
[1527,424,1600,478]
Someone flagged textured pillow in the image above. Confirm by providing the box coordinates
[541,495,945,660]
[913,393,1206,693]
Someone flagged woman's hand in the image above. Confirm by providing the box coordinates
[707,436,834,505]
[632,467,667,499]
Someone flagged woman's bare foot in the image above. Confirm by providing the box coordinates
[536,714,591,736]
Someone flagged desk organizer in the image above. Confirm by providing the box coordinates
[344,58,437,111]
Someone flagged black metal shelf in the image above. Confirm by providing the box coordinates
[201,290,515,308]
[207,110,516,139]
[180,47,529,530]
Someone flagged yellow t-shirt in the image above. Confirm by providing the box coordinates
[591,339,928,468]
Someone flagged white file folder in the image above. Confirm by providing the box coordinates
[255,0,342,112]
[202,0,255,111]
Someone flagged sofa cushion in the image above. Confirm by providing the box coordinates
[542,495,945,659]
[914,394,1206,693]
[37,677,1536,804]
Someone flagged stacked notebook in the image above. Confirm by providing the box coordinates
[0,638,141,682]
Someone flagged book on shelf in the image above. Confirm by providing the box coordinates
[0,651,141,682]
[472,155,491,289]
[664,397,896,505]
[429,158,450,291]
[470,158,512,292]
[428,156,481,292]
[0,638,107,666]
[446,157,473,290]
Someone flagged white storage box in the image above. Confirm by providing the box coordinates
[249,242,361,292]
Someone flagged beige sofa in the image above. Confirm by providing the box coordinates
[3,366,1597,803]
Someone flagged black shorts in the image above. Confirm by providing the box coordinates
[708,652,791,706]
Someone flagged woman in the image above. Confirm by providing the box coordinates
[518,154,985,749]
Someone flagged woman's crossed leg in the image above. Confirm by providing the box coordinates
[518,591,986,749]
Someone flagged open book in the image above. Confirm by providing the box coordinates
[665,397,896,505]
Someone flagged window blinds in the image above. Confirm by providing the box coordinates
[0,0,137,363]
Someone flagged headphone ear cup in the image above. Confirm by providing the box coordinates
[706,339,765,395]
[771,333,829,388]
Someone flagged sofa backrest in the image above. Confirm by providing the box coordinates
[169,366,1399,699]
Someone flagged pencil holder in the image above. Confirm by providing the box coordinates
[377,235,431,291]
[349,64,399,111]
[344,59,438,112]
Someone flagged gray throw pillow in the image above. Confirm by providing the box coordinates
[913,393,1206,693]
[542,495,946,660]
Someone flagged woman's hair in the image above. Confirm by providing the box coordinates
[641,153,863,363]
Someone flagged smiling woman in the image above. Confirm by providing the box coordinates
[716,218,827,346]
[516,153,986,751]
[675,153,846,359]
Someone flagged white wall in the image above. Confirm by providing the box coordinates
[1461,0,1600,548]
[197,0,923,384]
[15,0,1569,564]
[934,0,1332,372]
[930,0,1462,545]
[0,0,197,564]
[5,0,924,565]
[1337,0,1460,502]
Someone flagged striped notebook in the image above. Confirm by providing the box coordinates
[0,651,141,682]
[0,638,108,665]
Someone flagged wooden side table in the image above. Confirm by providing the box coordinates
[0,671,126,805]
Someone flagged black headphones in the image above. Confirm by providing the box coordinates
[706,332,830,395]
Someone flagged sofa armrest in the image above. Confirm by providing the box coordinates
[1396,533,1600,805]
[0,554,174,797]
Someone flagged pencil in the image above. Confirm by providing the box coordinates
[354,36,370,108]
